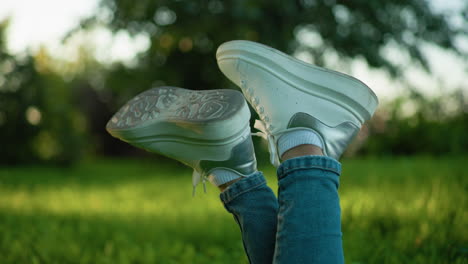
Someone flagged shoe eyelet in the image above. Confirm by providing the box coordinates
[257,106,264,113]
[240,80,247,88]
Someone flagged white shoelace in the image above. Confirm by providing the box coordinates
[252,119,281,167]
[192,170,207,197]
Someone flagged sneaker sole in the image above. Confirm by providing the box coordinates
[106,87,251,162]
[216,40,379,124]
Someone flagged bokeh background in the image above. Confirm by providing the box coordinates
[0,0,467,263]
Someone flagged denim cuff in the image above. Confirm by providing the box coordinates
[220,172,266,204]
[277,155,341,180]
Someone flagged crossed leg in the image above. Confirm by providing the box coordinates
[220,145,344,264]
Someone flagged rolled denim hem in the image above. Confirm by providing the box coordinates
[220,172,266,204]
[277,155,341,180]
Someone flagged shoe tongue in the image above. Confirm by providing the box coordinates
[267,135,281,167]
[252,119,281,167]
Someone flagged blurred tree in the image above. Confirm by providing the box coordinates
[1,2,465,165]
[0,20,85,165]
[70,0,467,157]
[77,0,466,108]
[0,20,41,164]
[357,89,468,156]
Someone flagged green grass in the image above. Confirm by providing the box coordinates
[0,156,466,264]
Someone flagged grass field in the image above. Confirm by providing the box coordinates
[0,156,467,264]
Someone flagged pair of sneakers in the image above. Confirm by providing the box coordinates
[106,40,379,194]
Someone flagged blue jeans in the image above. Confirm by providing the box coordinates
[220,156,344,264]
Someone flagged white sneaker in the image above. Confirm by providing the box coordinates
[216,40,379,165]
[106,86,257,194]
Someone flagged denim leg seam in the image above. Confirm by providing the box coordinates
[232,214,253,264]
[274,155,344,263]
[219,171,278,264]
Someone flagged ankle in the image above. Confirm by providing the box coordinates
[218,178,242,192]
[277,129,324,161]
[281,144,323,161]
[209,169,256,192]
